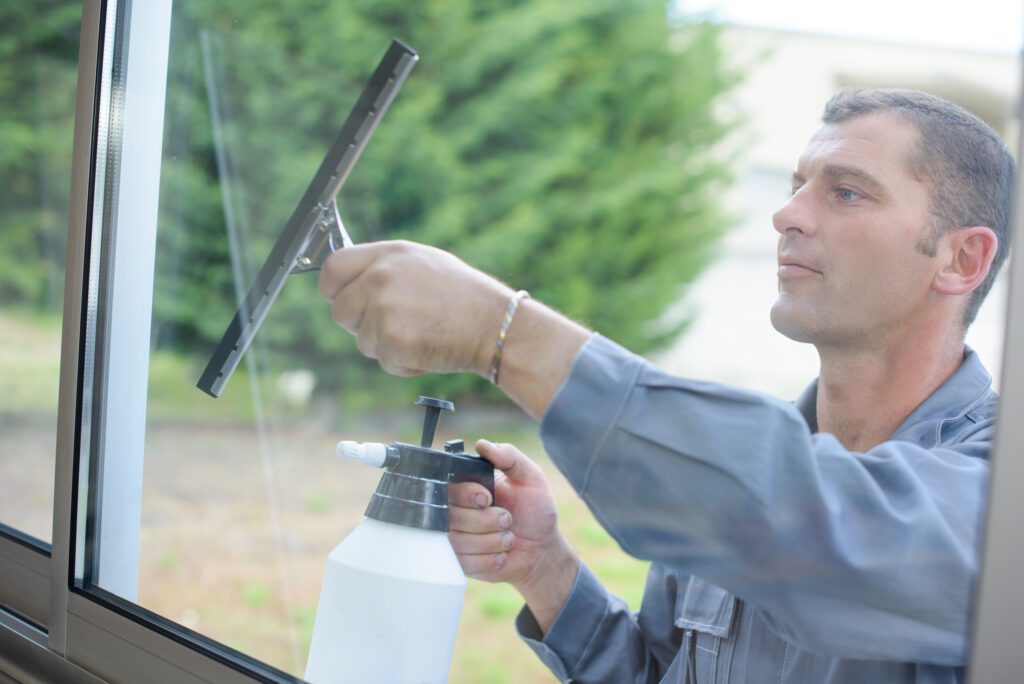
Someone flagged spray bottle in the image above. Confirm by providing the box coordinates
[304,396,494,684]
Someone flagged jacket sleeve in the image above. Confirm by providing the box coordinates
[516,562,683,683]
[539,335,992,666]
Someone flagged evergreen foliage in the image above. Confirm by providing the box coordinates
[2,1,740,402]
[0,3,80,311]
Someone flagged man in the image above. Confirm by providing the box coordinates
[318,89,1014,682]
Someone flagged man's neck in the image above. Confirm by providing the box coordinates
[814,329,965,452]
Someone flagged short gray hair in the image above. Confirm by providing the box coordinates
[822,88,1015,329]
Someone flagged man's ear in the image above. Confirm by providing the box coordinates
[932,226,999,296]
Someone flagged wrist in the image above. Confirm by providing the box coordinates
[485,290,531,385]
[494,299,591,419]
[471,283,513,377]
[513,535,580,632]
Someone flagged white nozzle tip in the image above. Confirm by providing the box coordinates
[337,440,361,461]
[336,441,388,467]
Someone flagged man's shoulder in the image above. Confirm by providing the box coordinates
[937,348,999,447]
[888,348,997,451]
[939,384,998,447]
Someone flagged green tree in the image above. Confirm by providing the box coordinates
[0,3,80,311]
[1,1,740,404]
[158,0,739,402]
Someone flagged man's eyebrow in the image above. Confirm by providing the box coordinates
[822,164,891,199]
[789,165,892,200]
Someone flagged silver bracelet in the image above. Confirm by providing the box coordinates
[488,290,530,385]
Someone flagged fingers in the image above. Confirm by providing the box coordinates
[320,240,471,375]
[449,481,493,509]
[475,440,540,485]
[317,242,385,300]
[449,520,514,579]
[322,241,411,335]
[328,258,376,336]
[449,528,515,555]
[457,551,509,577]
[318,239,518,378]
[449,502,510,533]
[448,489,515,574]
[378,359,426,378]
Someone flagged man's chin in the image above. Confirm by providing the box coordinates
[769,305,818,344]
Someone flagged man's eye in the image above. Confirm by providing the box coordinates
[837,187,863,201]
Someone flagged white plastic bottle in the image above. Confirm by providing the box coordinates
[303,517,466,684]
[304,398,494,684]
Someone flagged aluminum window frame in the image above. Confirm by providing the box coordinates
[0,532,49,630]
[967,50,1024,684]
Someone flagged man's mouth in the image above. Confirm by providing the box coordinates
[777,257,822,277]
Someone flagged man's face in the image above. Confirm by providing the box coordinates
[770,112,940,349]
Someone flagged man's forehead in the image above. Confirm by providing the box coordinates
[798,112,920,177]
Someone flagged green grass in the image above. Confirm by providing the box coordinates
[0,309,61,413]
[291,605,317,638]
[159,552,180,571]
[147,350,263,422]
[303,493,332,515]
[0,308,332,423]
[477,583,523,620]
[575,519,614,548]
[242,582,272,609]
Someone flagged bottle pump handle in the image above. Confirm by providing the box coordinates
[415,395,454,448]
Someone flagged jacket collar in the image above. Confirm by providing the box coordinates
[793,347,994,448]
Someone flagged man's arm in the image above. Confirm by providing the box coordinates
[319,240,988,664]
[541,333,991,666]
[317,240,589,419]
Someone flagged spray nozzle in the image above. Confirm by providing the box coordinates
[337,396,495,531]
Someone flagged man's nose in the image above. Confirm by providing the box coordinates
[772,187,817,237]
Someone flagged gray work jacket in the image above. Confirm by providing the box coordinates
[519,334,996,683]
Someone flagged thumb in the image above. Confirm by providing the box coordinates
[475,439,538,485]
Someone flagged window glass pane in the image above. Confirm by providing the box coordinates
[84,1,1019,683]
[88,3,656,681]
[0,4,80,544]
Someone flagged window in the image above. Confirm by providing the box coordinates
[2,1,1024,683]
[0,1,80,636]
[64,1,651,681]
[0,4,80,546]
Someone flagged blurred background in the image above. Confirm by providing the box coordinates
[0,1,1018,681]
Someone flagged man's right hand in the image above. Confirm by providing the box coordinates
[448,440,580,633]
[318,240,591,420]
